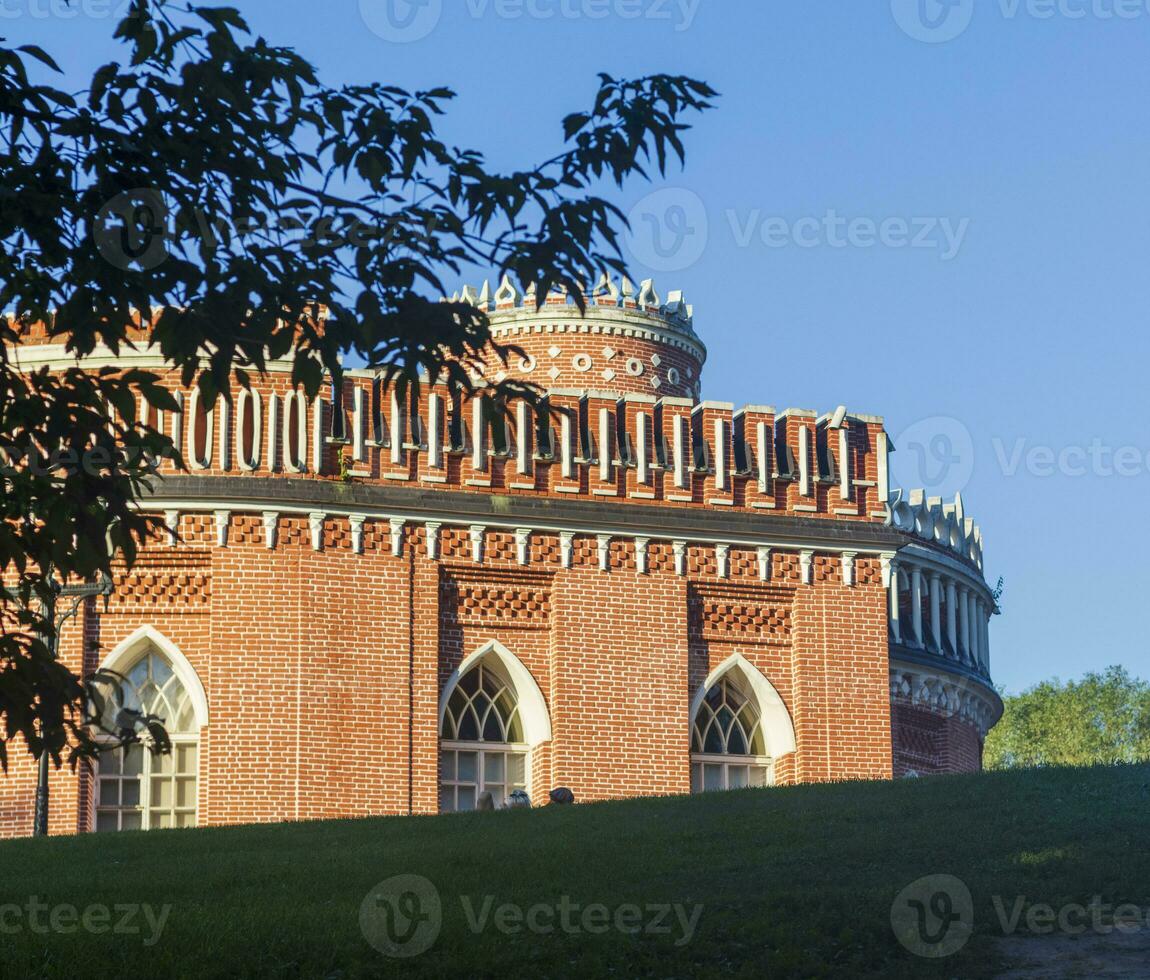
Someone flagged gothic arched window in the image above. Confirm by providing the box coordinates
[94,650,200,831]
[691,675,772,792]
[440,661,527,811]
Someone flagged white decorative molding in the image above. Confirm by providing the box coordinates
[425,522,442,560]
[309,512,326,552]
[597,534,611,573]
[439,639,551,747]
[635,536,649,575]
[262,511,279,550]
[515,528,531,566]
[715,543,730,580]
[690,654,796,758]
[559,531,574,569]
[214,509,231,548]
[757,546,772,581]
[349,515,366,555]
[97,627,210,730]
[880,551,896,588]
[389,518,405,557]
[799,550,813,585]
[164,510,180,548]
[469,524,485,564]
[841,551,856,587]
[311,397,324,475]
[673,540,687,577]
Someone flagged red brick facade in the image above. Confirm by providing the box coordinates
[0,279,1002,837]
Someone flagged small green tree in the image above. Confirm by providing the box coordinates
[985,666,1150,769]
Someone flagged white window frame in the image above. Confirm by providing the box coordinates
[92,733,200,831]
[439,740,530,812]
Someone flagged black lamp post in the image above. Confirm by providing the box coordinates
[32,574,114,838]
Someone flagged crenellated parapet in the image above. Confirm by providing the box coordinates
[446,274,704,399]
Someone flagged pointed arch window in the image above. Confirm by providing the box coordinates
[691,675,773,792]
[94,650,200,831]
[440,661,528,811]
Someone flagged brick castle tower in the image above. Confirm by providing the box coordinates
[1,275,1001,835]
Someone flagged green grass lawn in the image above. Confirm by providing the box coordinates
[0,763,1147,979]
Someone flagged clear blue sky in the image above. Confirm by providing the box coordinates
[12,0,1150,693]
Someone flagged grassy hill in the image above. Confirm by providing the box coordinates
[0,764,1147,978]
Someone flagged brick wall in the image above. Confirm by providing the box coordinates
[1,521,911,837]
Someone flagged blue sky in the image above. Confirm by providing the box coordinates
[10,0,1150,693]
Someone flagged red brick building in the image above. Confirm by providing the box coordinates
[1,276,1001,837]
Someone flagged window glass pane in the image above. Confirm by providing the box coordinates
[152,777,173,809]
[703,764,723,792]
[439,751,455,781]
[95,811,119,832]
[729,765,749,790]
[457,786,476,811]
[727,724,748,756]
[175,812,195,829]
[749,727,766,757]
[690,763,701,794]
[505,709,524,744]
[484,753,504,784]
[457,706,479,742]
[153,750,172,775]
[155,812,172,830]
[439,786,455,813]
[481,707,503,743]
[487,785,505,808]
[177,743,197,773]
[151,657,173,686]
[176,778,196,808]
[457,752,477,783]
[459,669,479,697]
[99,781,120,807]
[121,810,142,831]
[507,753,526,787]
[750,766,769,788]
[124,744,144,776]
[122,779,141,807]
[703,720,723,755]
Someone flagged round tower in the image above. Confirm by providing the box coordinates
[452,274,706,401]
